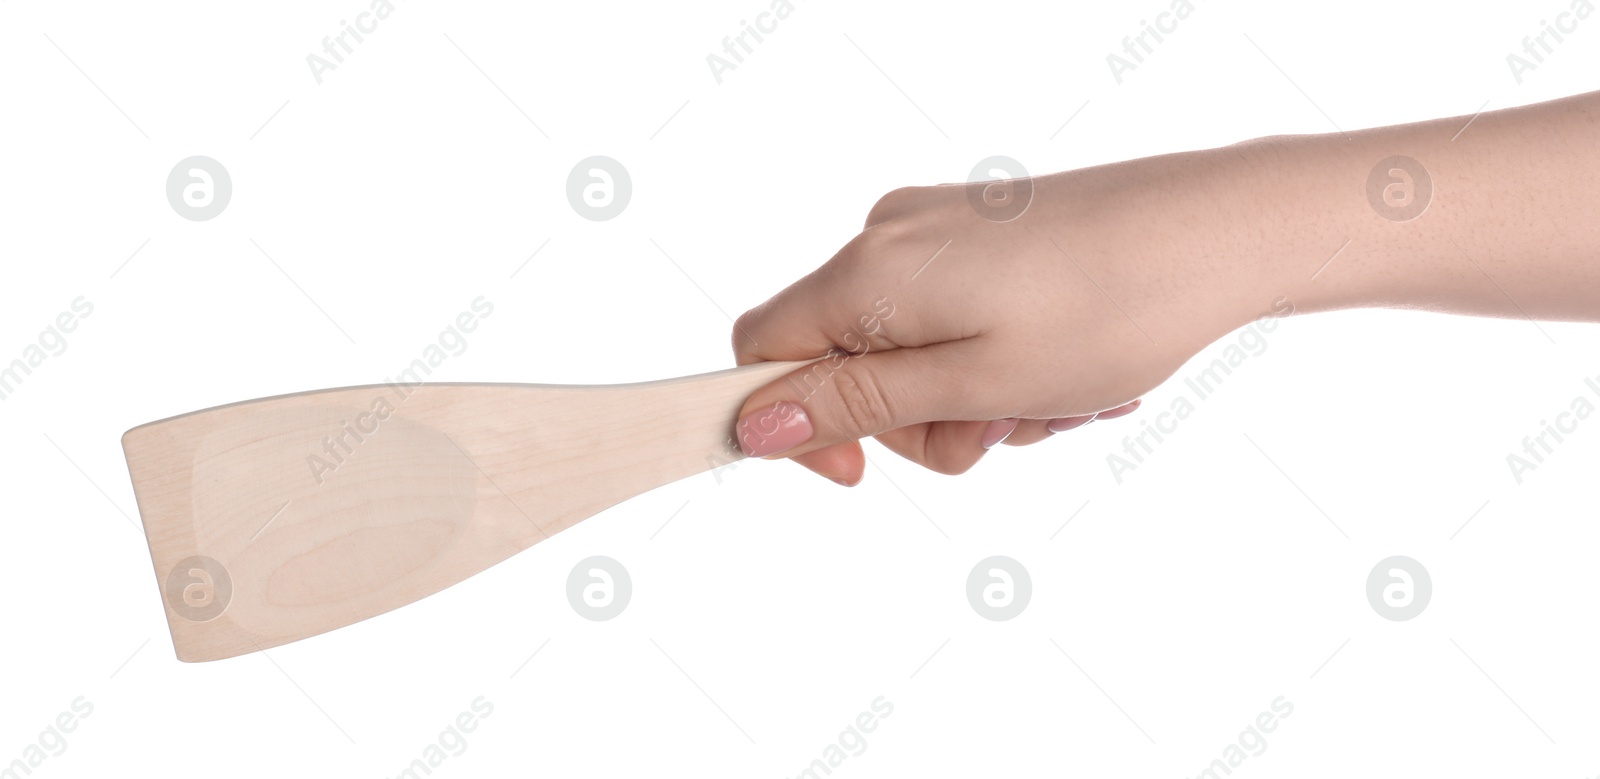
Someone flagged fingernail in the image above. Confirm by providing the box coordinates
[980,418,1020,449]
[736,401,813,457]
[832,477,855,487]
[1093,399,1141,420]
[1047,415,1095,433]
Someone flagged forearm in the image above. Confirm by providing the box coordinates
[1054,90,1600,338]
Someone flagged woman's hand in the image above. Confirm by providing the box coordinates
[731,88,1600,487]
[729,167,1252,486]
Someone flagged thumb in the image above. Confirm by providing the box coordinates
[733,339,993,463]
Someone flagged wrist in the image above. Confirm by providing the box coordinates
[1042,141,1316,351]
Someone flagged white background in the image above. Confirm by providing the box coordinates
[3,0,1599,776]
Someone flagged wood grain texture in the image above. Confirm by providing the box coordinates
[122,359,811,662]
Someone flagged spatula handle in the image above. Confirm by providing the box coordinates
[624,357,820,477]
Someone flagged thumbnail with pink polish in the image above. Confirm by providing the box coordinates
[737,401,814,457]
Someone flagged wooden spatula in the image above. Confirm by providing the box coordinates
[122,359,810,662]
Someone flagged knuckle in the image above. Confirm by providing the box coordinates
[843,225,893,263]
[827,365,894,436]
[841,216,916,272]
[864,186,922,228]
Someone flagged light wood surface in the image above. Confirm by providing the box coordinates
[122,360,811,662]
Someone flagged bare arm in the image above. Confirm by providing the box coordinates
[729,91,1600,484]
